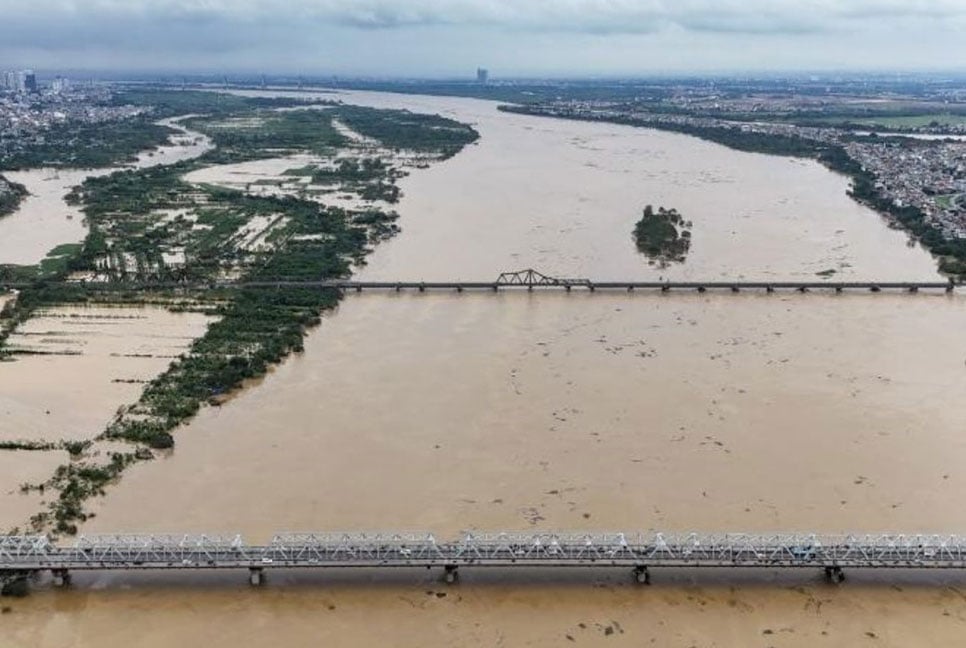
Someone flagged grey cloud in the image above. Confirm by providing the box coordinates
[7,0,966,37]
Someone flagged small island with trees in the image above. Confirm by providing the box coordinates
[633,205,692,266]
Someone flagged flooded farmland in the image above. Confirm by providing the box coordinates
[0,118,211,266]
[3,91,966,647]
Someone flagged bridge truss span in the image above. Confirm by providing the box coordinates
[5,532,966,583]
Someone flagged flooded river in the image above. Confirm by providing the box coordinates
[4,91,966,646]
[0,118,211,266]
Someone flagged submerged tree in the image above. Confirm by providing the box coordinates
[633,205,692,267]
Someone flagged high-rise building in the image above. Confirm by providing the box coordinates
[51,76,70,93]
[0,69,37,93]
[476,67,489,84]
[23,70,37,93]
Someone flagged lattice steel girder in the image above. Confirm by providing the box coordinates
[5,532,966,571]
[0,536,51,560]
[494,269,591,287]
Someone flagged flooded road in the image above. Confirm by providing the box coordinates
[5,91,966,646]
[0,118,211,266]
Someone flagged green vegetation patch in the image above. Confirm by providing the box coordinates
[634,205,692,266]
[185,109,345,164]
[0,117,176,170]
[336,105,479,158]
[0,175,28,218]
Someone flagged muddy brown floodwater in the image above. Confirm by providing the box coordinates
[4,91,966,647]
[0,118,211,266]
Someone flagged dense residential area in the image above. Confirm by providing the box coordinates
[0,76,150,167]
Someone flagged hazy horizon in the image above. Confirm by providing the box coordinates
[2,1,965,77]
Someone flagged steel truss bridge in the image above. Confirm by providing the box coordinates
[0,269,957,295]
[5,531,966,588]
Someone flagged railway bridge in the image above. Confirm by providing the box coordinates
[5,531,966,591]
[0,269,958,295]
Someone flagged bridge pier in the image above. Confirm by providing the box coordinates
[870,285,881,293]
[909,286,919,293]
[633,565,651,585]
[443,565,459,584]
[697,286,706,293]
[249,567,264,587]
[824,566,845,584]
[456,286,463,293]
[766,285,775,293]
[565,285,572,292]
[51,569,71,588]
[627,285,634,292]
[731,286,740,293]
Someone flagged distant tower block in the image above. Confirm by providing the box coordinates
[476,67,489,84]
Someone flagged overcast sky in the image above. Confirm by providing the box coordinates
[1,0,964,77]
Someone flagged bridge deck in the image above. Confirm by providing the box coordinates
[5,532,966,573]
[318,281,955,293]
[1,281,957,294]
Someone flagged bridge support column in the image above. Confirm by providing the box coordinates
[627,285,634,292]
[249,567,265,587]
[766,285,775,293]
[909,286,919,293]
[633,566,651,585]
[824,566,845,584]
[870,285,881,293]
[731,286,740,293]
[565,285,572,292]
[443,565,459,584]
[456,286,463,293]
[51,569,71,588]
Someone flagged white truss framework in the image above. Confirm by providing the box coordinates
[3,532,966,571]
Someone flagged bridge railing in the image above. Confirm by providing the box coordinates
[5,532,966,570]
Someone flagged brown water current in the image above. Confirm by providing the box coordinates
[4,91,966,646]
